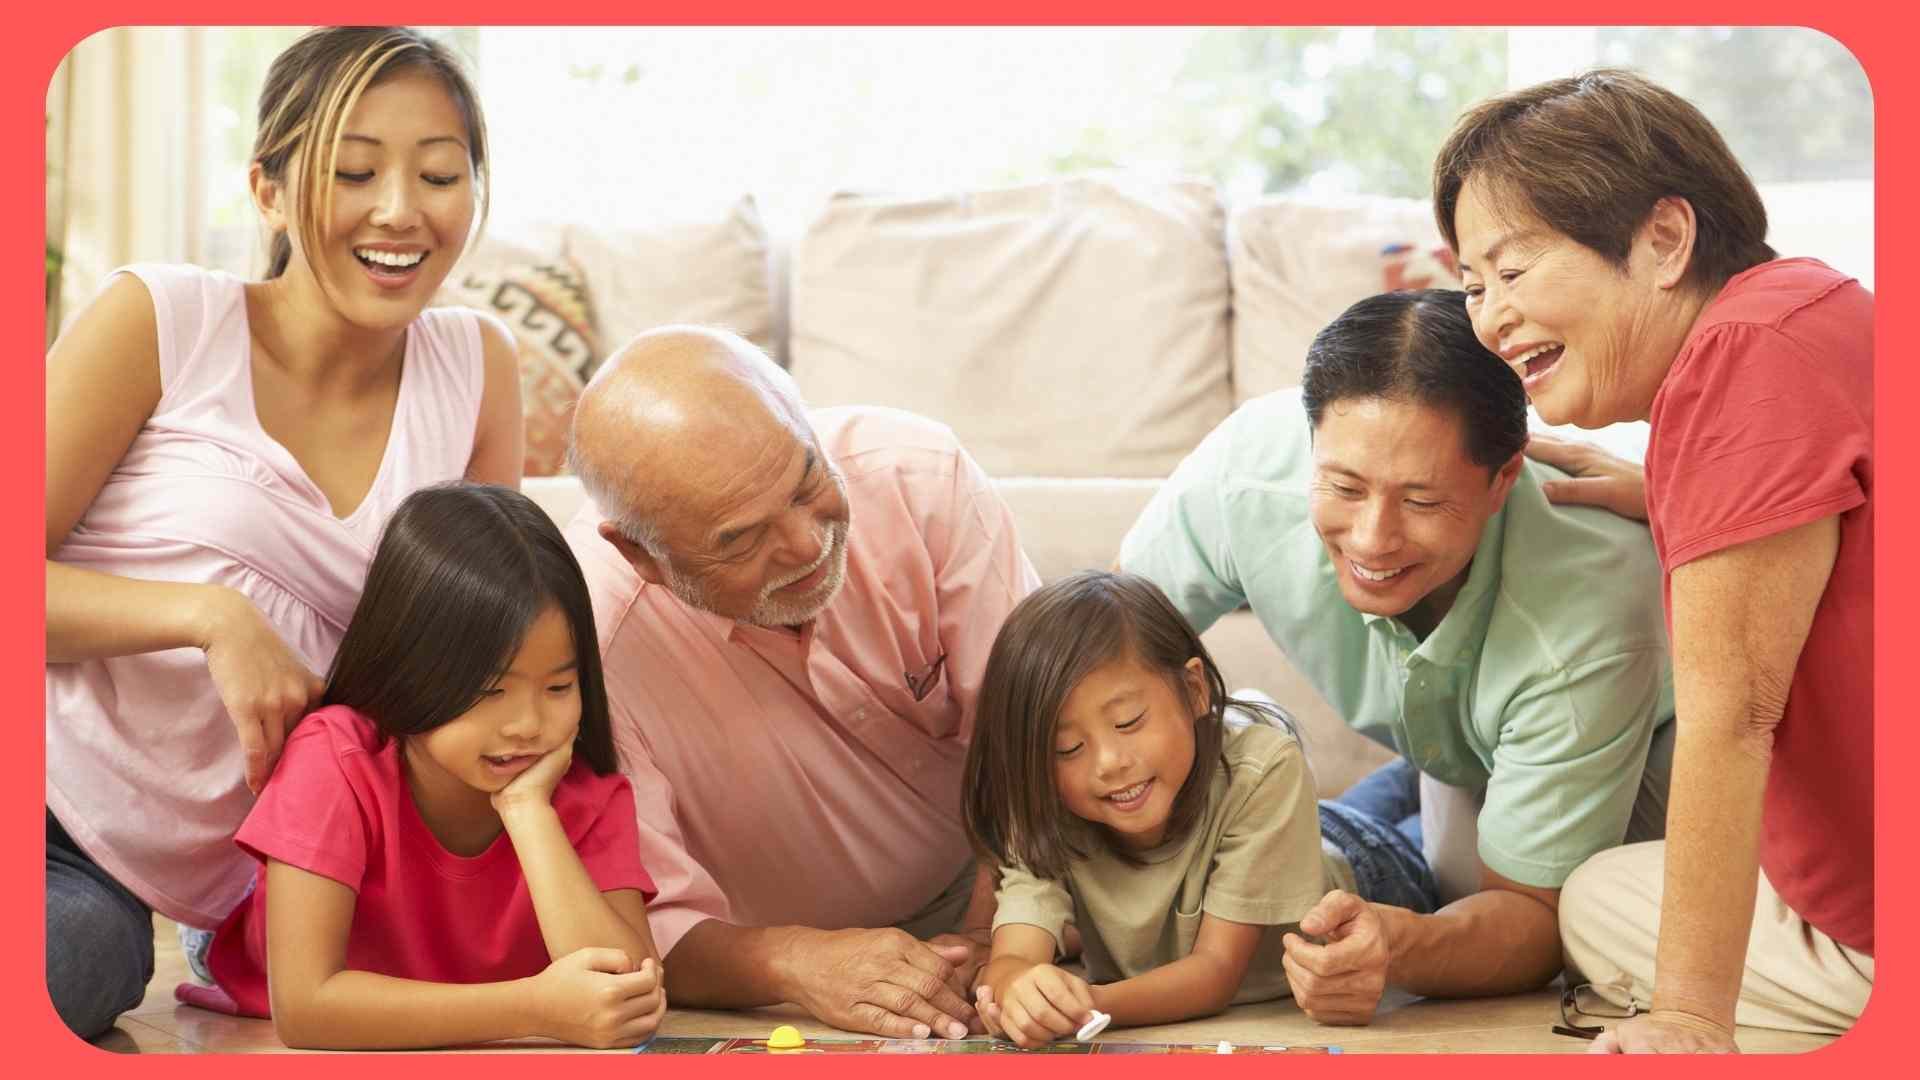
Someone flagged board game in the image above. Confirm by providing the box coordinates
[638,1036,1338,1055]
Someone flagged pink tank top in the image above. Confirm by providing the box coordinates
[46,264,487,928]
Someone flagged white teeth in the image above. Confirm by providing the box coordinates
[1351,561,1406,582]
[1513,343,1563,365]
[356,248,425,268]
[1107,781,1150,802]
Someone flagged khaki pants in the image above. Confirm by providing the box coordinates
[1558,841,1873,1035]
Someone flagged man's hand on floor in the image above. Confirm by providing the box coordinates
[1280,890,1389,1025]
[784,927,976,1040]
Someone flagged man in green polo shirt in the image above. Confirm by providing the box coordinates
[1118,289,1673,1024]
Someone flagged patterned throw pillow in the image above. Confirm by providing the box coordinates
[439,260,603,476]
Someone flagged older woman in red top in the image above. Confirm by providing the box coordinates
[1432,70,1873,1052]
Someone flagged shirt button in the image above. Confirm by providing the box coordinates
[855,708,868,722]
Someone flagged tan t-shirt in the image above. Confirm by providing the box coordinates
[992,717,1356,1005]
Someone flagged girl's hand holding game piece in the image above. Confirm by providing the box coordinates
[979,963,1097,1048]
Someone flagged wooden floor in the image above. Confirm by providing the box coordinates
[97,916,1836,1054]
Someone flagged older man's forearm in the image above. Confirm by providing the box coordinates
[1374,889,1563,997]
[662,919,805,1008]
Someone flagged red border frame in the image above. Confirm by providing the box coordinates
[11,5,1908,1076]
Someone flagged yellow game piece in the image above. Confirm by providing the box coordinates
[767,1024,806,1050]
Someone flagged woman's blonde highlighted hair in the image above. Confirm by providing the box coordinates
[252,27,489,280]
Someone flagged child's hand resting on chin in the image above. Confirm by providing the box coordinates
[491,733,577,816]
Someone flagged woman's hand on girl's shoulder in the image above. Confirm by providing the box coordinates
[977,963,1095,1048]
[527,948,665,1049]
[198,587,326,794]
[491,737,575,818]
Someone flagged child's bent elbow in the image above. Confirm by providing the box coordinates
[272,1012,329,1051]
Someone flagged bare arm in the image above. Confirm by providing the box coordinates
[1281,872,1560,1026]
[499,798,657,968]
[1089,913,1264,1026]
[976,921,1058,1006]
[1375,866,1562,995]
[263,861,662,1050]
[47,274,181,652]
[1597,517,1838,1053]
[463,314,524,489]
[45,274,321,791]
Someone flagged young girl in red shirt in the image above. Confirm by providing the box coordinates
[177,484,663,1049]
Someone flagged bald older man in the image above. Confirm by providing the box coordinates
[565,327,1040,1040]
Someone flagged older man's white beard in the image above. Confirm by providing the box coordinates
[657,520,850,628]
[746,520,850,627]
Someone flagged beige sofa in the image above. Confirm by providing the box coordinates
[460,174,1476,796]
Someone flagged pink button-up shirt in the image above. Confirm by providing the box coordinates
[566,406,1040,955]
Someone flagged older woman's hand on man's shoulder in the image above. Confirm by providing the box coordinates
[1525,433,1648,523]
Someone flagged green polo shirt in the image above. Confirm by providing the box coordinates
[1119,390,1673,888]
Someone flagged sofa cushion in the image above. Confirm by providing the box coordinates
[788,175,1234,479]
[436,251,601,478]
[1228,196,1460,405]
[563,195,776,364]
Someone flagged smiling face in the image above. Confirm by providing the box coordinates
[1051,655,1207,851]
[1453,178,1671,428]
[1309,396,1520,630]
[405,604,582,805]
[265,71,477,332]
[650,423,854,627]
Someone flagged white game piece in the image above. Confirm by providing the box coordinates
[1075,1010,1112,1041]
[1216,1039,1234,1054]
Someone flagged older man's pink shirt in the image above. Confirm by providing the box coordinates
[565,406,1039,955]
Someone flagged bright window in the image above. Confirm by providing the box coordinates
[142,27,1887,313]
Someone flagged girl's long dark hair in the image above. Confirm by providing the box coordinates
[323,483,617,775]
[962,571,1291,880]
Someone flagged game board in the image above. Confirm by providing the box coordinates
[639,1036,1338,1055]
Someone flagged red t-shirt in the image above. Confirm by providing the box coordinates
[203,705,657,1017]
[1645,257,1873,954]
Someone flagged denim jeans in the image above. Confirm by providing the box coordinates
[46,810,154,1040]
[1318,758,1439,913]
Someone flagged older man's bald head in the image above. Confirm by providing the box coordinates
[569,325,853,627]
[569,326,810,545]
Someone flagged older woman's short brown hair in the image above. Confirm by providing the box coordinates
[1433,69,1775,293]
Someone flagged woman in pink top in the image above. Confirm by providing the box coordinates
[44,27,521,1040]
